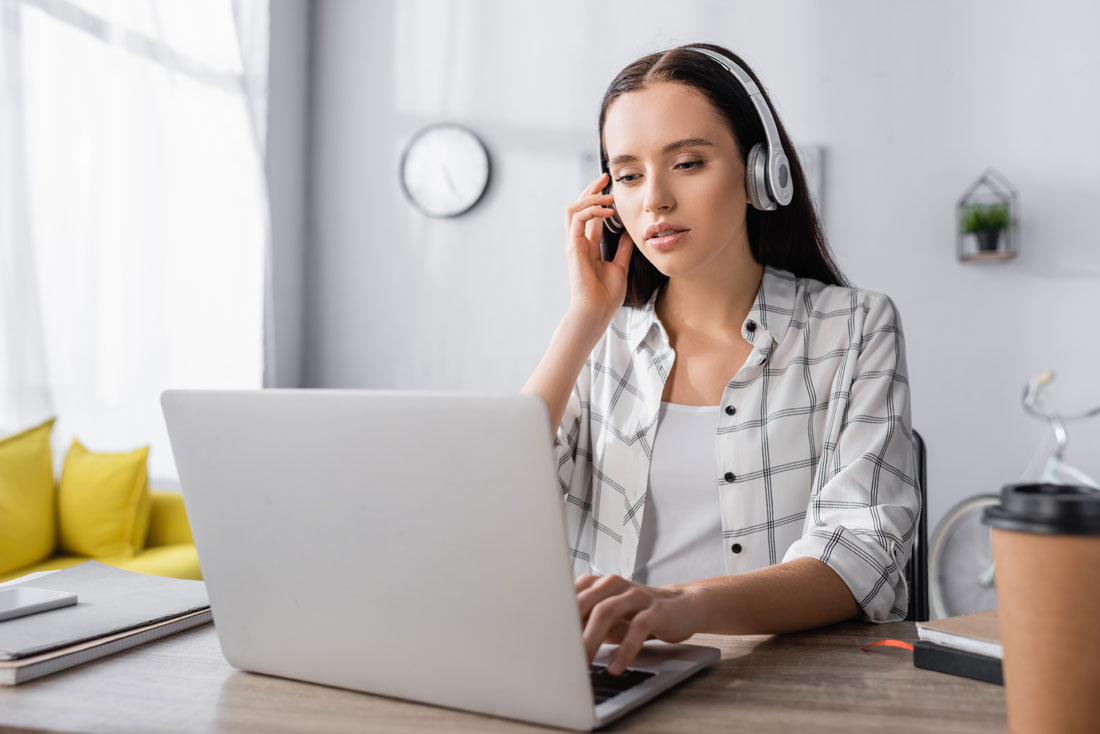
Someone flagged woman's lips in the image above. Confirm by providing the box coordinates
[647,230,690,250]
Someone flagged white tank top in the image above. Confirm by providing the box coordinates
[632,401,727,587]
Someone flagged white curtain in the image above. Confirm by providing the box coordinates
[0,0,270,485]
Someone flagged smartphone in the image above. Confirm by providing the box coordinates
[599,163,623,262]
[0,587,78,622]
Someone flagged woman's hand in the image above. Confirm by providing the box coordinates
[575,573,705,676]
[564,173,634,325]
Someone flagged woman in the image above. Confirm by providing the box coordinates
[521,43,919,676]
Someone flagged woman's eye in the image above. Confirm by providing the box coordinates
[615,161,702,184]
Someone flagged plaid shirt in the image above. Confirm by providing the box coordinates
[553,265,919,622]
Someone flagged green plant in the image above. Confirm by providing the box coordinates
[961,202,1011,233]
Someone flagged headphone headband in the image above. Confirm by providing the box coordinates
[685,46,794,209]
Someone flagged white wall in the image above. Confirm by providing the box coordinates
[296,0,1100,535]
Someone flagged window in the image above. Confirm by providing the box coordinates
[0,0,270,484]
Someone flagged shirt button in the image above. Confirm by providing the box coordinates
[724,472,735,483]
[725,405,736,416]
[730,543,742,554]
[746,321,756,332]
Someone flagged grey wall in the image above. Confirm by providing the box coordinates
[285,0,1100,536]
[266,0,311,388]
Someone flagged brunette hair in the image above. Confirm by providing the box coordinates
[598,43,850,306]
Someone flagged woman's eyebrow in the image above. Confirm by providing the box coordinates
[608,137,715,168]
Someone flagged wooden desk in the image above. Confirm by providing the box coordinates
[0,621,1006,733]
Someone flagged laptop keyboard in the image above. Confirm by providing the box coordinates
[589,663,655,704]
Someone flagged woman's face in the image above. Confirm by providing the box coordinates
[603,81,750,277]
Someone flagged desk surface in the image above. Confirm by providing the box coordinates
[0,620,1006,733]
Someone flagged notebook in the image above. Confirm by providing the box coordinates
[913,609,1002,685]
[917,609,1001,658]
[0,562,211,685]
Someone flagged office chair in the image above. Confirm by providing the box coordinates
[904,430,929,622]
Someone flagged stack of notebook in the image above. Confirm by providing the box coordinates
[914,608,1002,685]
[0,561,211,685]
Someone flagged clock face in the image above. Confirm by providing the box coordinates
[400,124,491,218]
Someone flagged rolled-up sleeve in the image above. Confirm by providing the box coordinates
[782,294,920,622]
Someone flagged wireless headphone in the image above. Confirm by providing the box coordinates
[601,45,795,235]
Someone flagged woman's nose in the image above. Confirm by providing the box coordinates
[642,176,674,213]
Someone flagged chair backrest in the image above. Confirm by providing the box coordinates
[905,430,929,622]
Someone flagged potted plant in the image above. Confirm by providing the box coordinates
[961,202,1012,252]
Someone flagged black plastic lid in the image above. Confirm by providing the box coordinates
[982,483,1100,536]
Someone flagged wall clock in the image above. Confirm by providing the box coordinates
[399,123,491,218]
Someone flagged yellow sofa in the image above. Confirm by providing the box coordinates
[0,491,202,583]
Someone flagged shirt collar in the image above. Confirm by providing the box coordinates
[626,265,797,353]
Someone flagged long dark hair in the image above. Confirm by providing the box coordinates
[599,43,850,306]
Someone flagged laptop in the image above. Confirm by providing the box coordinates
[161,389,720,731]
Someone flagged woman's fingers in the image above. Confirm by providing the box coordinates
[582,171,609,197]
[569,205,616,263]
[564,171,613,232]
[566,191,614,215]
[572,202,616,242]
[575,576,686,675]
[602,618,631,645]
[564,173,617,268]
[566,196,615,236]
[576,574,631,621]
[574,573,600,595]
[611,230,634,269]
[560,172,627,321]
[607,611,656,675]
[583,588,648,664]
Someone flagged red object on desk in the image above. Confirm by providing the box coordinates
[861,639,915,652]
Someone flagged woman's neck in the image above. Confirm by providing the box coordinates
[656,256,764,346]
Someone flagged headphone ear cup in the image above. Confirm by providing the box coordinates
[745,143,776,211]
[771,151,794,206]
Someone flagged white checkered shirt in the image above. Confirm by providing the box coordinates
[553,265,920,622]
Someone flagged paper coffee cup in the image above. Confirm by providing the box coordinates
[983,483,1100,734]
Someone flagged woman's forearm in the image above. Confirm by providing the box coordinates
[521,309,606,437]
[677,557,862,636]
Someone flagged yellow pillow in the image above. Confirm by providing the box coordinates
[58,438,151,558]
[0,418,58,576]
